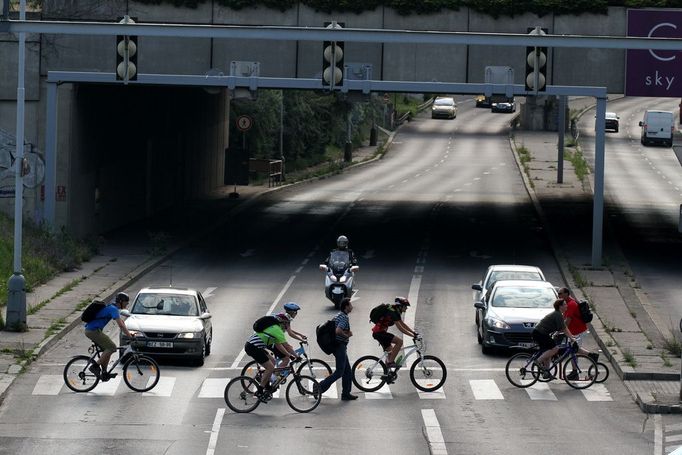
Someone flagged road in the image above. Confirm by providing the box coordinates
[0,99,670,454]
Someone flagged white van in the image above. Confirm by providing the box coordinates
[639,110,675,147]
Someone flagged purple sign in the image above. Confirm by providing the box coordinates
[626,9,682,97]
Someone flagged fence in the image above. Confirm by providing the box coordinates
[248,159,283,187]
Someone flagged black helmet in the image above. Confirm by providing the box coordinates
[116,292,130,303]
[337,235,349,249]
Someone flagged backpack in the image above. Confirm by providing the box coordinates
[253,315,279,333]
[316,320,338,355]
[369,303,392,324]
[81,300,106,323]
[578,300,594,323]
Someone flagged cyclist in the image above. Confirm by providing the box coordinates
[531,299,576,376]
[371,296,419,367]
[559,287,599,361]
[275,302,307,343]
[244,313,299,396]
[84,292,134,381]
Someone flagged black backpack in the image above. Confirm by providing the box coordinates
[578,300,594,323]
[316,320,337,355]
[253,315,279,333]
[81,300,106,323]
[369,303,392,324]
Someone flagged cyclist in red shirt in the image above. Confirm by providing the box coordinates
[560,287,599,364]
[372,297,419,367]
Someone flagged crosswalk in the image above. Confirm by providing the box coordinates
[30,373,613,402]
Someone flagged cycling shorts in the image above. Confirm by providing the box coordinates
[85,329,116,354]
[244,342,270,365]
[372,331,396,350]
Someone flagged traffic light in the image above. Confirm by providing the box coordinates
[322,21,344,88]
[116,16,137,82]
[525,27,548,92]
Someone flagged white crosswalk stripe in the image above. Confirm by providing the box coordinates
[32,375,63,395]
[525,382,558,401]
[580,383,613,401]
[142,377,175,397]
[198,378,230,398]
[87,377,121,396]
[469,379,504,400]
[364,383,393,399]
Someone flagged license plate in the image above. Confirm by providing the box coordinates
[517,342,534,348]
[148,341,173,348]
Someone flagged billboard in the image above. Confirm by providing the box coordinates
[626,9,682,97]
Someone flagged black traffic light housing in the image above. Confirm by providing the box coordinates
[525,27,548,92]
[322,21,345,89]
[116,16,138,82]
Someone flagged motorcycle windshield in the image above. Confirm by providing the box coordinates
[329,251,350,274]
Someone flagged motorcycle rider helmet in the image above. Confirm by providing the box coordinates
[283,302,300,313]
[394,296,410,308]
[337,235,349,250]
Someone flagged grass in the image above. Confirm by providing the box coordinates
[28,277,84,315]
[563,148,590,183]
[661,334,682,358]
[622,348,637,368]
[661,352,673,368]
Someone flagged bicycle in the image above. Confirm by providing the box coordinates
[505,335,597,390]
[224,357,321,414]
[351,337,446,393]
[64,343,160,393]
[240,341,332,382]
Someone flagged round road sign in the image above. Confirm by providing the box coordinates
[236,115,253,132]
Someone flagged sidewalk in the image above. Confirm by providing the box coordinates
[0,138,388,403]
[511,97,682,413]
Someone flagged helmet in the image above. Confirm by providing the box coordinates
[116,292,130,303]
[337,235,349,249]
[283,302,300,312]
[394,296,410,307]
[276,313,292,323]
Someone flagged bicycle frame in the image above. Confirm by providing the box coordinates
[370,338,428,372]
[88,343,137,374]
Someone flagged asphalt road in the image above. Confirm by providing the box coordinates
[0,100,667,455]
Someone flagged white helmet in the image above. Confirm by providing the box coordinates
[337,235,349,249]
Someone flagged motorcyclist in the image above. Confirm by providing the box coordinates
[324,235,358,267]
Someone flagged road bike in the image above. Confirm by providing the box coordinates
[240,341,331,382]
[63,343,160,392]
[351,337,446,392]
[224,357,321,414]
[505,335,598,390]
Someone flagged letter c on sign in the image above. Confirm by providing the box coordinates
[648,22,677,62]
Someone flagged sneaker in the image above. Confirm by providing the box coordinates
[88,363,101,379]
[588,352,600,362]
[542,370,553,380]
[566,370,579,381]
[341,393,359,401]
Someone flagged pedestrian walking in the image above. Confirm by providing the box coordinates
[317,297,358,401]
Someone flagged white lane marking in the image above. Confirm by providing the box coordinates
[421,409,448,455]
[202,287,217,298]
[580,383,612,401]
[32,375,63,395]
[323,383,338,399]
[199,378,230,398]
[230,274,297,369]
[416,382,446,399]
[405,274,421,329]
[88,377,121,396]
[142,377,175,397]
[655,414,662,455]
[469,379,503,400]
[525,382,558,401]
[364,383,392,399]
[206,408,225,455]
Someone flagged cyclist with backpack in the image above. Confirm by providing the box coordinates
[276,302,307,343]
[244,313,299,395]
[83,292,134,381]
[559,288,599,374]
[371,297,419,367]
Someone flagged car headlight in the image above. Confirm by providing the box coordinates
[177,332,201,339]
[125,330,143,338]
[485,317,510,330]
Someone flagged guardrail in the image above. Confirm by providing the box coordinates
[249,158,282,187]
[395,97,434,126]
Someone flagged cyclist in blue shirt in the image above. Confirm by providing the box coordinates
[84,292,134,380]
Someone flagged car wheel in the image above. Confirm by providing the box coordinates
[477,327,483,345]
[475,311,479,327]
[204,335,211,357]
[194,342,206,366]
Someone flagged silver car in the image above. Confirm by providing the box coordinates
[121,287,213,366]
[474,280,557,354]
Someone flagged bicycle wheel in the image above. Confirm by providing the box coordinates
[296,359,332,381]
[563,354,597,389]
[123,355,160,392]
[587,361,610,384]
[351,355,387,392]
[286,375,321,413]
[505,353,538,388]
[241,360,265,390]
[63,355,100,392]
[409,355,447,392]
[224,376,261,413]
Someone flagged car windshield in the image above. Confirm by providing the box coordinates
[435,98,454,106]
[491,286,556,308]
[605,112,617,119]
[132,294,198,316]
[486,271,542,290]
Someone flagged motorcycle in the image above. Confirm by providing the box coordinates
[319,250,359,309]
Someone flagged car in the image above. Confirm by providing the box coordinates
[431,97,457,119]
[639,109,674,147]
[474,280,557,354]
[604,112,619,132]
[472,264,545,326]
[120,287,213,366]
[491,101,516,113]
[475,95,490,108]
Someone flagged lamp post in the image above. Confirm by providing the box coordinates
[6,0,27,330]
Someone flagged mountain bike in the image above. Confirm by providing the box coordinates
[224,357,321,414]
[64,343,160,393]
[351,336,446,392]
[505,335,597,390]
[240,341,331,382]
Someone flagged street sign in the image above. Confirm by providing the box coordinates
[236,115,252,132]
[626,9,682,97]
